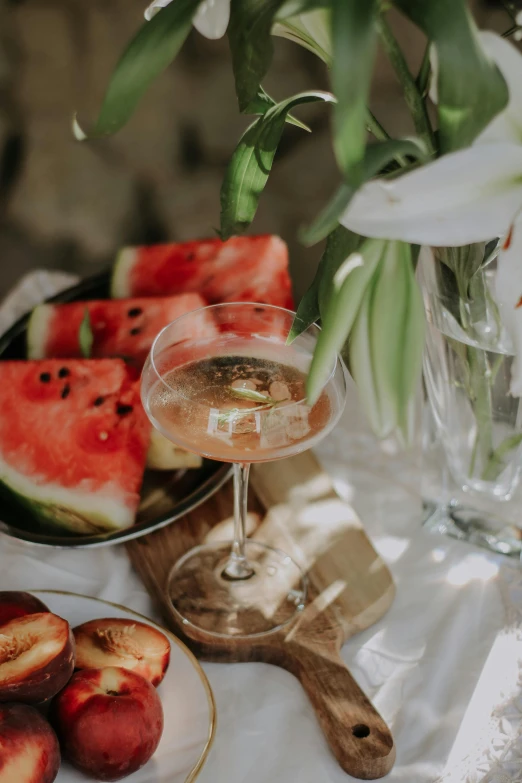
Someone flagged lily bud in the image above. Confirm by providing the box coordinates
[349,241,425,441]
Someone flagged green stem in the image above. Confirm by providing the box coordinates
[416,42,431,97]
[377,15,435,153]
[502,24,521,38]
[366,109,408,167]
[482,432,522,482]
[489,354,505,386]
[467,345,494,478]
[366,109,389,141]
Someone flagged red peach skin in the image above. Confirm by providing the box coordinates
[0,702,60,783]
[0,592,49,627]
[52,666,164,781]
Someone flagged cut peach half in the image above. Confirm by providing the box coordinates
[0,612,75,704]
[0,592,49,626]
[73,618,170,686]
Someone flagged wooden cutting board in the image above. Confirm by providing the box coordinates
[127,451,396,780]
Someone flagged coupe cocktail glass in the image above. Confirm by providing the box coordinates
[142,303,347,638]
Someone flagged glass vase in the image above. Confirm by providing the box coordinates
[419,242,522,557]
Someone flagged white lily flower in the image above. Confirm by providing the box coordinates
[145,0,230,39]
[340,31,522,393]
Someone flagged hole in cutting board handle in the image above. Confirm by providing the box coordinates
[352,724,370,739]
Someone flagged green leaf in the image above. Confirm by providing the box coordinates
[273,7,332,65]
[317,226,362,315]
[228,386,277,404]
[369,242,424,438]
[392,0,509,151]
[348,277,383,435]
[219,90,334,239]
[434,244,487,304]
[362,136,429,179]
[301,137,428,246]
[227,0,285,112]
[306,236,385,404]
[330,0,378,184]
[300,183,354,248]
[287,280,320,343]
[309,240,424,439]
[288,225,360,343]
[398,253,425,416]
[243,86,311,131]
[369,242,409,433]
[275,0,328,18]
[79,309,94,358]
[346,241,424,439]
[74,0,199,139]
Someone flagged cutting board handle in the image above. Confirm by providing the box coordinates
[289,641,395,780]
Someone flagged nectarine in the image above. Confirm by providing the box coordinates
[0,702,60,783]
[52,666,164,781]
[0,592,49,627]
[0,612,75,704]
[73,617,170,686]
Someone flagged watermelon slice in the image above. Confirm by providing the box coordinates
[111,235,294,308]
[27,293,211,367]
[0,360,150,534]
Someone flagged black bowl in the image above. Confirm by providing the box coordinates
[0,273,230,548]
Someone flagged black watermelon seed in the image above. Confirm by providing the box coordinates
[58,367,70,378]
[116,404,134,416]
[127,307,143,318]
[93,396,105,407]
[254,307,265,313]
[129,327,141,336]
[61,384,71,399]
[39,372,51,383]
[187,252,195,261]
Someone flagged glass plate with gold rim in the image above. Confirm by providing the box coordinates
[34,590,216,783]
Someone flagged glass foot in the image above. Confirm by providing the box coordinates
[167,541,307,639]
[423,499,522,557]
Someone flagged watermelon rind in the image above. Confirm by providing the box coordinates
[147,429,202,471]
[0,455,135,534]
[27,304,54,360]
[111,247,139,299]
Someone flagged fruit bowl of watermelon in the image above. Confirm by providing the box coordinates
[0,235,293,548]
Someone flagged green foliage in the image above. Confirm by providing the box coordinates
[74,0,199,139]
[305,234,384,403]
[301,137,429,246]
[219,91,334,239]
[288,225,360,342]
[275,0,328,17]
[301,237,425,442]
[347,241,425,440]
[227,0,285,112]
[393,0,509,151]
[70,0,513,445]
[330,0,378,184]
[243,86,311,131]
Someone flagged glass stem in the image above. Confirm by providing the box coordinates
[224,462,254,580]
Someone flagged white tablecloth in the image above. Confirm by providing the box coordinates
[1,272,521,783]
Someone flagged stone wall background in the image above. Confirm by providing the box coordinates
[0,0,508,302]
